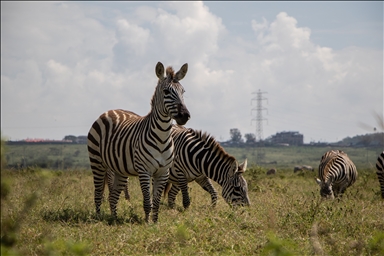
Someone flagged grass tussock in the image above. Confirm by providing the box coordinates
[1,167,384,255]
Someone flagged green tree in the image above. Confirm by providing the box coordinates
[230,128,243,144]
[63,135,77,143]
[245,133,256,144]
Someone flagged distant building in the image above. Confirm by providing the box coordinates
[63,135,88,144]
[267,131,304,146]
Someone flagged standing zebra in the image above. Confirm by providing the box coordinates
[165,125,250,209]
[104,125,250,209]
[87,62,190,223]
[376,151,384,198]
[315,150,358,199]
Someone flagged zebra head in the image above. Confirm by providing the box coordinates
[315,178,335,199]
[222,159,250,207]
[154,62,190,125]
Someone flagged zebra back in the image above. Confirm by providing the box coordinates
[316,150,357,199]
[376,151,384,199]
[168,125,250,207]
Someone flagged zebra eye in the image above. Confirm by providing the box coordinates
[163,89,171,95]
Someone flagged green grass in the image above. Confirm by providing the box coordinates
[1,166,383,255]
[4,144,90,169]
[4,144,382,171]
[225,146,382,170]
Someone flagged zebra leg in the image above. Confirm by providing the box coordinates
[91,166,107,215]
[376,152,384,198]
[378,171,384,199]
[151,172,169,223]
[333,184,347,198]
[178,176,191,209]
[123,177,130,201]
[138,173,152,223]
[102,170,114,202]
[167,183,181,209]
[108,172,128,218]
[195,176,218,207]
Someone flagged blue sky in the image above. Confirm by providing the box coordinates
[204,1,383,50]
[1,1,383,143]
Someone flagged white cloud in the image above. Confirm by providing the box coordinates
[115,19,150,55]
[1,2,382,144]
[252,17,268,32]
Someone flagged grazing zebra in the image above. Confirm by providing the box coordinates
[302,165,314,171]
[105,125,250,209]
[165,125,250,209]
[293,166,303,173]
[294,165,313,173]
[376,151,384,198]
[315,150,358,199]
[87,62,190,223]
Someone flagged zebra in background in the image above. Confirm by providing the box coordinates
[165,125,250,209]
[315,150,358,199]
[87,62,190,223]
[105,125,250,209]
[376,151,384,198]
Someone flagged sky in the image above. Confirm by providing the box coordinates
[1,1,383,143]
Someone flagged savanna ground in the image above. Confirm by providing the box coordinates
[1,144,384,255]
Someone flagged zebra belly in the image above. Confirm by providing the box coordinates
[169,162,201,184]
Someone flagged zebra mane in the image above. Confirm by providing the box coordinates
[166,66,175,80]
[192,129,236,162]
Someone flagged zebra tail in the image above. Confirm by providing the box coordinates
[163,182,172,199]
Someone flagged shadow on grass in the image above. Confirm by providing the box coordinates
[41,207,144,225]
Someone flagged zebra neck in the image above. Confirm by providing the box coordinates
[147,110,173,139]
[204,156,235,186]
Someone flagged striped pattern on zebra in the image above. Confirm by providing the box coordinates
[87,62,190,223]
[315,150,358,199]
[376,151,384,198]
[104,125,250,209]
[165,125,250,209]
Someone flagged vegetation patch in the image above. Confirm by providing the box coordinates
[1,142,383,255]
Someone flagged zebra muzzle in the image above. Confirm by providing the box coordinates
[174,104,190,125]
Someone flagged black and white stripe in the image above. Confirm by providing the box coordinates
[165,125,250,208]
[87,62,190,223]
[104,125,250,209]
[376,151,384,199]
[315,150,358,199]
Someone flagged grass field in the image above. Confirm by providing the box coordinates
[4,144,89,170]
[1,164,383,255]
[3,143,382,171]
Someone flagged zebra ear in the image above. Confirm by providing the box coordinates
[174,63,188,81]
[229,161,238,177]
[237,159,248,173]
[156,62,165,80]
[315,178,322,185]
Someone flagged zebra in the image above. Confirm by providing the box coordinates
[293,166,303,173]
[302,165,314,171]
[315,150,358,199]
[104,125,250,209]
[376,151,384,198]
[165,125,250,209]
[87,62,190,223]
[294,165,313,173]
